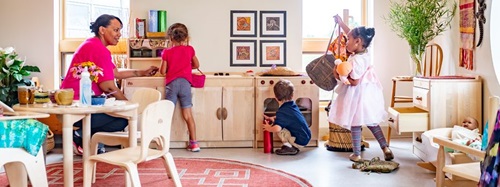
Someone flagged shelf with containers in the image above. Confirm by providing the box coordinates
[127,38,168,70]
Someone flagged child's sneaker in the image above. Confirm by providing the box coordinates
[187,140,200,152]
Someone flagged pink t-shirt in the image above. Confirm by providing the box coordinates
[60,37,116,99]
[161,45,195,85]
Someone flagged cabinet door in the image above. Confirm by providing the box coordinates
[192,87,223,141]
[222,86,255,141]
[254,86,274,142]
[170,103,190,141]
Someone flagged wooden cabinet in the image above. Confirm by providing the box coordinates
[388,76,482,161]
[191,77,255,147]
[122,75,256,148]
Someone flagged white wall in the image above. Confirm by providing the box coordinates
[0,1,59,90]
[1,0,498,124]
[130,0,303,72]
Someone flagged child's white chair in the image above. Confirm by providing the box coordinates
[0,148,48,187]
[82,100,181,187]
[90,87,162,151]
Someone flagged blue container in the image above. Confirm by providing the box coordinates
[91,95,106,106]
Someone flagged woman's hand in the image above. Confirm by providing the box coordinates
[143,66,159,76]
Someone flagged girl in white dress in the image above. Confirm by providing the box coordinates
[328,15,393,162]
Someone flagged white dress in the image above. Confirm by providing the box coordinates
[328,51,387,130]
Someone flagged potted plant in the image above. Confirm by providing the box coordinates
[386,0,456,76]
[0,47,41,106]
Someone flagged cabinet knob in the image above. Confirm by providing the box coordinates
[127,82,133,86]
[388,118,394,123]
[261,80,265,85]
[416,96,422,101]
[310,80,314,84]
[216,108,221,120]
[269,80,274,85]
[222,108,228,120]
[301,80,306,84]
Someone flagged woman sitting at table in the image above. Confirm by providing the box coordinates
[60,14,158,155]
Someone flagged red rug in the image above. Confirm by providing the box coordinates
[1,157,312,187]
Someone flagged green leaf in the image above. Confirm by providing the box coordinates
[23,65,40,72]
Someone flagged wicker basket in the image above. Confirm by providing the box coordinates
[306,54,337,91]
[46,129,55,153]
[325,123,369,152]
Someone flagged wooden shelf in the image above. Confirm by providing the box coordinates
[129,57,161,61]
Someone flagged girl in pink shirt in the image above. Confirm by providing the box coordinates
[60,14,159,155]
[160,23,201,152]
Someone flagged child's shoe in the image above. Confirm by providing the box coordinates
[349,153,362,162]
[275,145,299,155]
[187,140,200,152]
[73,131,83,156]
[383,147,394,161]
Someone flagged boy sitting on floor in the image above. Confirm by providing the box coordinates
[262,79,312,155]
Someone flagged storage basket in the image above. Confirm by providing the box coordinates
[325,123,369,152]
[46,129,55,153]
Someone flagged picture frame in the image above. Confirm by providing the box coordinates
[230,10,257,37]
[260,11,287,37]
[230,40,257,67]
[260,40,286,67]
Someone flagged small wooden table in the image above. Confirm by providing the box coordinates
[13,102,138,187]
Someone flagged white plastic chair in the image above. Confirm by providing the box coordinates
[0,147,48,187]
[83,100,181,187]
[90,87,162,151]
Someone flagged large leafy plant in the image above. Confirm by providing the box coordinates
[386,0,456,76]
[0,47,40,106]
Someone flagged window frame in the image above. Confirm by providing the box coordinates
[302,0,368,101]
[59,0,128,55]
[302,0,368,53]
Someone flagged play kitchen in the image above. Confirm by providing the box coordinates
[121,72,319,148]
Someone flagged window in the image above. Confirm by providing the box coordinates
[60,0,130,82]
[63,0,130,39]
[302,0,367,101]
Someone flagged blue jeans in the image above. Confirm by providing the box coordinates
[73,113,128,149]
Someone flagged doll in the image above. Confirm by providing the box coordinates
[335,59,352,85]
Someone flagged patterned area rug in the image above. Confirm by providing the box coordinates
[1,157,312,187]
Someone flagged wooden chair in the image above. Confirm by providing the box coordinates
[387,43,443,145]
[83,100,181,187]
[433,96,499,187]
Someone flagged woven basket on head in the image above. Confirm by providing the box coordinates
[45,129,55,153]
[325,123,370,152]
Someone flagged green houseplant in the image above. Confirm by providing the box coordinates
[0,47,40,106]
[386,0,456,76]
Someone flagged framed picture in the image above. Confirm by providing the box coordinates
[230,40,257,67]
[230,10,257,37]
[260,40,286,67]
[260,11,286,37]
